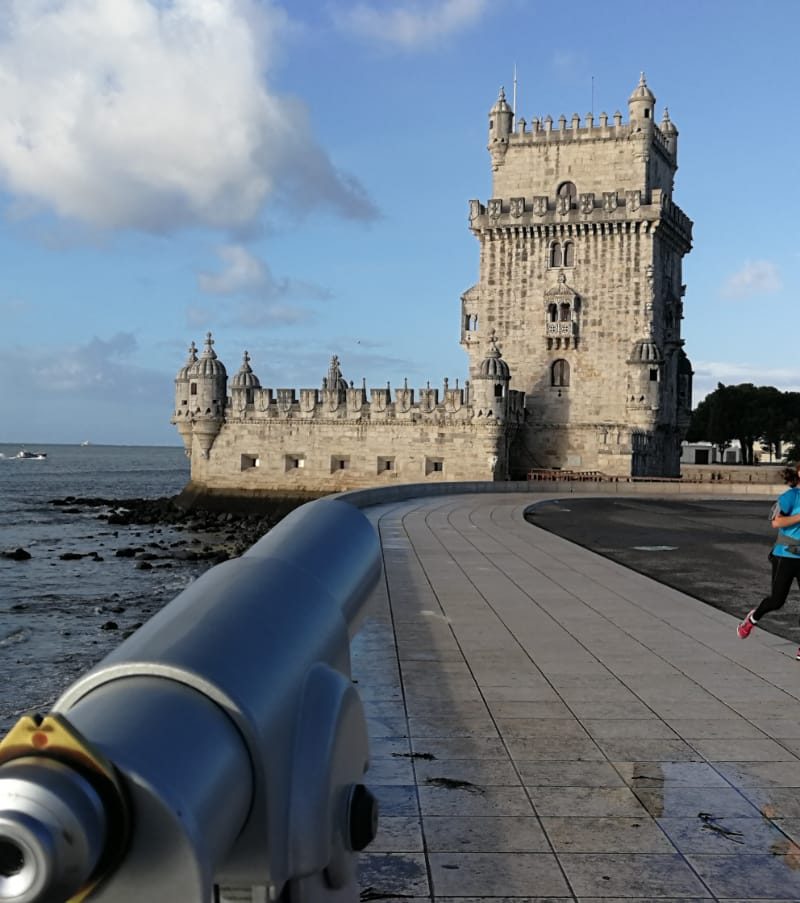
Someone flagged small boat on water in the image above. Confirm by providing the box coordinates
[16,450,47,460]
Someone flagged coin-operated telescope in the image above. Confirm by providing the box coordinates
[0,496,382,903]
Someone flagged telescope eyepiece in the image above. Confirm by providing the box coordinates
[0,758,107,903]
[0,838,24,877]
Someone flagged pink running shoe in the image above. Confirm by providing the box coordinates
[737,610,757,639]
[796,647,800,661]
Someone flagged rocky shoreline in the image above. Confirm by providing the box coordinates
[2,494,306,564]
[0,493,307,733]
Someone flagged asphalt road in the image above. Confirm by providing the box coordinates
[524,497,800,647]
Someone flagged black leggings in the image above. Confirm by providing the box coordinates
[754,554,800,621]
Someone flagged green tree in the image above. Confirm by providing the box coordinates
[687,383,735,458]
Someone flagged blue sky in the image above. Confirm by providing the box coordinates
[1,0,798,446]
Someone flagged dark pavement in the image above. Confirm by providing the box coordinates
[525,496,800,646]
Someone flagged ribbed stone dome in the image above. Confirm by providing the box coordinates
[176,341,197,381]
[479,332,510,379]
[630,339,663,363]
[191,332,227,379]
[660,107,677,135]
[490,86,512,115]
[628,72,655,104]
[231,351,261,389]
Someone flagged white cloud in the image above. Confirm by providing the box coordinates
[0,0,377,232]
[720,259,782,299]
[3,332,167,398]
[692,359,800,405]
[333,0,490,49]
[199,245,270,295]
[199,243,332,300]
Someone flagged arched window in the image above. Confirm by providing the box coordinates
[551,359,570,387]
[559,303,571,322]
[548,303,558,322]
[549,241,562,267]
[563,241,575,267]
[557,181,577,203]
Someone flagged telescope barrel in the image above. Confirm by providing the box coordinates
[0,497,382,903]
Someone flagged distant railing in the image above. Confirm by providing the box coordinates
[527,469,705,484]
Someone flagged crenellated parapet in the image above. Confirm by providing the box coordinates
[227,377,525,426]
[469,186,691,246]
[174,343,526,463]
[507,111,673,158]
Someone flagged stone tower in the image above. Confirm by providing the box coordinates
[463,74,693,477]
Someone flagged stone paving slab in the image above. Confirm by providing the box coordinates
[353,493,800,902]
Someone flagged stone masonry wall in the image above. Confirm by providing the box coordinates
[190,418,509,492]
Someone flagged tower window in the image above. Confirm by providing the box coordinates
[560,303,571,321]
[649,368,659,382]
[190,383,197,396]
[557,181,577,203]
[551,359,570,387]
[548,303,558,322]
[425,457,444,475]
[494,383,504,398]
[549,242,562,267]
[240,454,259,471]
[563,241,575,267]
[644,109,650,118]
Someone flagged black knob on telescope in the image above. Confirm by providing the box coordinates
[348,784,378,852]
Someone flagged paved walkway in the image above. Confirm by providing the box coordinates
[352,492,800,902]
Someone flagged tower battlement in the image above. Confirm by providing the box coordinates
[507,111,673,157]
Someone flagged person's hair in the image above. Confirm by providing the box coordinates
[782,465,800,487]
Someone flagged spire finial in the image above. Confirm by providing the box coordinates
[201,332,217,358]
[188,340,197,361]
[639,71,646,85]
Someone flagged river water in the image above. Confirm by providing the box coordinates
[0,443,196,731]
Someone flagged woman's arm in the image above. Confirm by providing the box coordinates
[773,511,800,529]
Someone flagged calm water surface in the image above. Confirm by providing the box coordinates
[0,443,195,730]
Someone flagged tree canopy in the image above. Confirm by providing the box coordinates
[687,384,800,464]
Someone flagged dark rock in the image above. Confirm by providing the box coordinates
[100,621,119,631]
[3,548,32,561]
[59,552,85,561]
[135,561,153,570]
[115,547,143,558]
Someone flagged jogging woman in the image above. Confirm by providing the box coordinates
[738,465,800,656]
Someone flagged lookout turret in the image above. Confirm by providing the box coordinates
[488,87,513,171]
[188,332,227,457]
[231,351,261,413]
[171,340,197,454]
[472,331,511,421]
[628,72,656,132]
